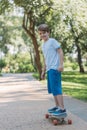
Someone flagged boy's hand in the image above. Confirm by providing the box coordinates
[58,65,64,72]
[41,71,45,80]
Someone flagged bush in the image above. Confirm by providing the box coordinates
[71,63,78,70]
[85,62,87,66]
[0,59,6,72]
[17,63,35,73]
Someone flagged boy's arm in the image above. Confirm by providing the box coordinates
[41,57,46,80]
[42,57,46,72]
[57,48,64,72]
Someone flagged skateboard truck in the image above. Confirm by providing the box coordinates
[45,113,72,125]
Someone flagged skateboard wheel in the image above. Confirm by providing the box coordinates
[53,119,58,125]
[68,119,72,124]
[45,114,49,119]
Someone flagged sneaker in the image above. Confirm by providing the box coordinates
[52,108,67,116]
[48,106,59,113]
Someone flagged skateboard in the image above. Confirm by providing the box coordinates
[45,113,72,125]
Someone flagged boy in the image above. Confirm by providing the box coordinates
[38,24,66,116]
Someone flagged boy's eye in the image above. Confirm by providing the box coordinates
[39,31,46,35]
[39,32,44,35]
[42,31,47,34]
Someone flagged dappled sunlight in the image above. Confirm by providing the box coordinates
[62,71,87,102]
[63,86,87,101]
[62,72,87,86]
[0,73,49,103]
[62,81,86,88]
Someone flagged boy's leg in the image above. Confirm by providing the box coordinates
[54,95,64,109]
[54,96,59,107]
[47,69,66,115]
[52,70,65,109]
[47,69,66,113]
[52,94,67,116]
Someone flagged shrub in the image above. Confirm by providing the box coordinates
[0,59,6,72]
[71,63,78,70]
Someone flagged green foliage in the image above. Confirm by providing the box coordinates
[3,53,35,73]
[14,0,54,27]
[0,14,33,67]
[49,0,87,54]
[71,63,78,70]
[17,63,35,73]
[0,59,6,72]
[85,62,87,66]
[0,0,12,14]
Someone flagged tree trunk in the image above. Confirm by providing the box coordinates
[70,20,85,73]
[22,12,42,80]
[29,48,34,66]
[76,43,84,73]
[30,34,42,80]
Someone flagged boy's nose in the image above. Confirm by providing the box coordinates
[41,34,44,37]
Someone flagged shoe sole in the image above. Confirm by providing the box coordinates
[52,112,67,116]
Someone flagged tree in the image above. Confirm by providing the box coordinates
[49,0,87,72]
[13,0,53,79]
[0,15,10,54]
[0,14,24,54]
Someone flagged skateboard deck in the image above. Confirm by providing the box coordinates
[45,113,72,125]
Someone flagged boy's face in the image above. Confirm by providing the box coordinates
[38,31,49,41]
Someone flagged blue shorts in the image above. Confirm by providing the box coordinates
[47,69,62,96]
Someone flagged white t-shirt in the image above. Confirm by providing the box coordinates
[42,38,61,71]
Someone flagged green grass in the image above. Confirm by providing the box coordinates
[62,71,87,102]
[33,71,87,102]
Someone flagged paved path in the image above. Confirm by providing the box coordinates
[0,73,87,130]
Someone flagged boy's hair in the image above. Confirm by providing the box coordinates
[38,24,50,32]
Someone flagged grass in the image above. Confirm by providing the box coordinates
[33,71,87,102]
[62,71,87,102]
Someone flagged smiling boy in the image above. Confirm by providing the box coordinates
[38,24,66,116]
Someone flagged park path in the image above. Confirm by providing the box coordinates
[0,73,87,130]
